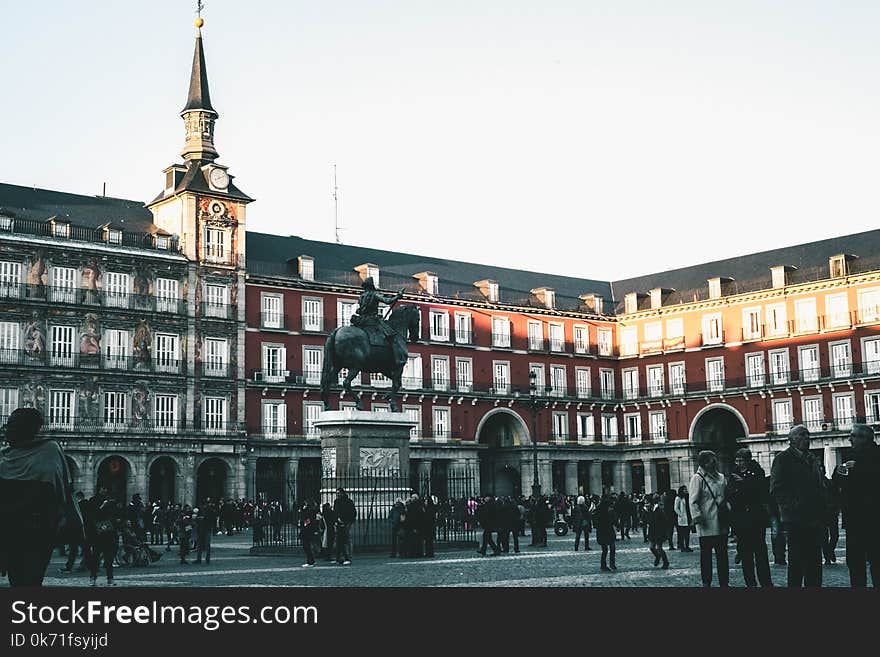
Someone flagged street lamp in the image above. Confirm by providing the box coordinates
[527,370,552,499]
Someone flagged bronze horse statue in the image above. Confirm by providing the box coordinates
[320,304,421,412]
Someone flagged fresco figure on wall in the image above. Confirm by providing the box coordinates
[21,380,46,410]
[132,383,149,427]
[27,250,48,297]
[81,257,101,305]
[23,312,45,360]
[133,320,152,369]
[80,314,100,357]
[79,378,99,425]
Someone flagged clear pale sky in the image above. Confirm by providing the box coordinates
[3,1,880,282]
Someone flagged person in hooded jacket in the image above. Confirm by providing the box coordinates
[728,448,773,587]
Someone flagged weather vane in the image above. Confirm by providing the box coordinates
[195,1,205,28]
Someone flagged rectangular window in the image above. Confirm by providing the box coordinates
[549,323,564,352]
[492,317,510,348]
[767,303,788,336]
[455,357,473,393]
[550,365,567,397]
[431,356,449,391]
[649,411,667,442]
[262,344,286,382]
[833,394,855,430]
[830,341,852,378]
[492,361,510,394]
[432,407,450,442]
[0,388,19,423]
[826,294,849,329]
[601,414,618,444]
[622,368,639,400]
[574,325,588,354]
[802,397,823,430]
[155,395,177,431]
[742,307,762,340]
[103,391,127,429]
[454,313,472,344]
[0,261,22,298]
[577,413,595,444]
[105,272,130,308]
[798,345,820,383]
[49,390,74,429]
[600,368,615,399]
[204,338,227,376]
[866,392,880,424]
[304,347,323,384]
[402,354,422,389]
[575,367,591,398]
[624,413,641,443]
[0,321,20,364]
[702,313,722,345]
[304,403,323,438]
[863,337,880,375]
[769,349,790,385]
[370,371,392,389]
[261,294,283,329]
[300,258,314,281]
[795,297,818,332]
[50,266,76,304]
[746,353,765,388]
[663,363,684,396]
[621,326,638,356]
[262,401,287,438]
[155,278,179,313]
[528,321,544,350]
[598,328,613,356]
[644,322,662,343]
[337,299,357,328]
[103,329,128,370]
[773,399,793,433]
[155,333,180,373]
[530,364,545,392]
[205,284,228,318]
[647,365,664,397]
[666,318,684,339]
[430,310,450,342]
[50,325,75,367]
[301,297,323,331]
[405,406,421,441]
[552,412,568,442]
[706,358,724,392]
[203,397,227,434]
[204,228,226,262]
[858,288,880,323]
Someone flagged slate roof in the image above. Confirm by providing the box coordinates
[183,32,215,114]
[147,160,253,206]
[0,182,154,232]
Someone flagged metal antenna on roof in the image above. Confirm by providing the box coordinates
[332,163,343,244]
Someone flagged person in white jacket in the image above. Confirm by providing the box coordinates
[673,485,693,552]
[688,450,729,588]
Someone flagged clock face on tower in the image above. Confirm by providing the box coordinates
[209,167,229,190]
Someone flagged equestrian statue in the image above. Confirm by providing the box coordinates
[320,277,420,412]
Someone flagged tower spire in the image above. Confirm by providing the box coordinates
[180,10,219,162]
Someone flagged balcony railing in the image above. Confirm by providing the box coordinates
[0,215,181,252]
[766,417,862,435]
[203,363,229,378]
[202,301,234,320]
[454,330,474,345]
[491,332,512,349]
[0,283,187,314]
[2,416,241,435]
[0,348,186,374]
[700,331,725,347]
[300,315,327,333]
[260,312,287,331]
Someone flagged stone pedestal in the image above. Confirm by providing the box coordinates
[313,409,415,476]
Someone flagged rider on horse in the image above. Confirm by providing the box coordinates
[350,277,408,368]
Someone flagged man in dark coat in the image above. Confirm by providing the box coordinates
[647,495,670,568]
[833,423,880,587]
[495,496,514,553]
[404,494,424,557]
[422,495,438,558]
[728,448,773,587]
[770,425,825,587]
[333,488,356,565]
[476,495,501,556]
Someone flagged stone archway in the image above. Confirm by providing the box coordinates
[475,409,530,495]
[196,457,230,505]
[690,404,749,473]
[96,455,133,502]
[148,456,178,504]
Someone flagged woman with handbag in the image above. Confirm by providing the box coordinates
[673,486,694,552]
[688,450,730,587]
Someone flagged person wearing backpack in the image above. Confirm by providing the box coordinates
[688,450,729,587]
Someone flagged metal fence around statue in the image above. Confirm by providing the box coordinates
[251,468,477,553]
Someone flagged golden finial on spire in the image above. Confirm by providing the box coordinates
[194,0,205,29]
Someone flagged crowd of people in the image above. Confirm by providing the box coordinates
[1,405,878,588]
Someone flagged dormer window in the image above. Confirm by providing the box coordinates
[299,256,315,281]
[829,254,856,278]
[106,228,122,245]
[624,293,638,314]
[414,272,438,295]
[475,280,500,303]
[580,293,603,314]
[0,212,15,231]
[771,265,796,289]
[355,263,380,288]
[531,287,556,309]
[155,235,170,250]
[51,220,70,239]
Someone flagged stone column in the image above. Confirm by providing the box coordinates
[824,446,840,476]
[617,460,633,494]
[182,454,196,505]
[246,453,257,502]
[286,456,299,506]
[83,452,96,498]
[588,461,602,496]
[643,459,656,494]
[417,459,433,495]
[134,452,148,500]
[520,456,534,496]
[236,457,247,499]
[565,460,578,496]
[540,459,553,495]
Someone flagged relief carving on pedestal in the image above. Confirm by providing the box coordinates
[322,448,337,476]
[359,447,400,472]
